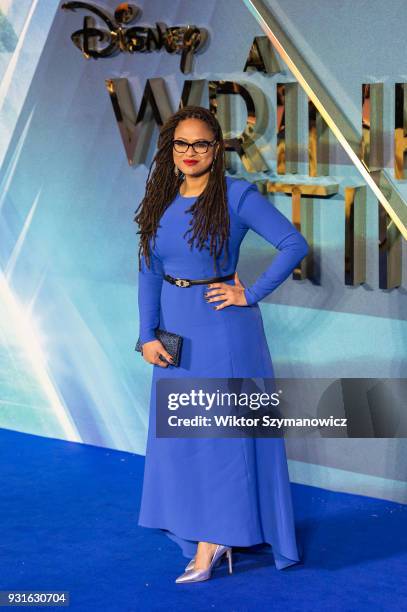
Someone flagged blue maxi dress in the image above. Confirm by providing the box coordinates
[137,176,309,570]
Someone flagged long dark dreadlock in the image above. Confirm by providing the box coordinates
[134,106,230,275]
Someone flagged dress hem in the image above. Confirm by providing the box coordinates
[138,519,301,571]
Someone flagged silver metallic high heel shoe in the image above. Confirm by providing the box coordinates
[176,545,233,583]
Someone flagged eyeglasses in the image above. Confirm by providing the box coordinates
[172,139,217,154]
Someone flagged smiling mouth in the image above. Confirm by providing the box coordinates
[183,160,199,165]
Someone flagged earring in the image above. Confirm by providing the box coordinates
[210,157,217,172]
[174,165,185,180]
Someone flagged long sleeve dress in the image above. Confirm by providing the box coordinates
[137,175,309,570]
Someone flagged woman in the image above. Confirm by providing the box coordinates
[134,105,309,584]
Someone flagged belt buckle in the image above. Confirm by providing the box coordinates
[175,278,190,287]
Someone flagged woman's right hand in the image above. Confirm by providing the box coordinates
[141,339,174,367]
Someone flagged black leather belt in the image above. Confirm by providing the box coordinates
[163,272,235,287]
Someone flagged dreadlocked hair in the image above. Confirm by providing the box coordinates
[134,105,230,275]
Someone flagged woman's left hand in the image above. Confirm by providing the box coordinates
[204,271,248,309]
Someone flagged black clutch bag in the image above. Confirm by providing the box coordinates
[135,328,183,367]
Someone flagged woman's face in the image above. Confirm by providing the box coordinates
[173,118,219,178]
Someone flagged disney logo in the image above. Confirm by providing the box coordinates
[60,2,208,73]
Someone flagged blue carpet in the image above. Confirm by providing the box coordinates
[1,428,406,611]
